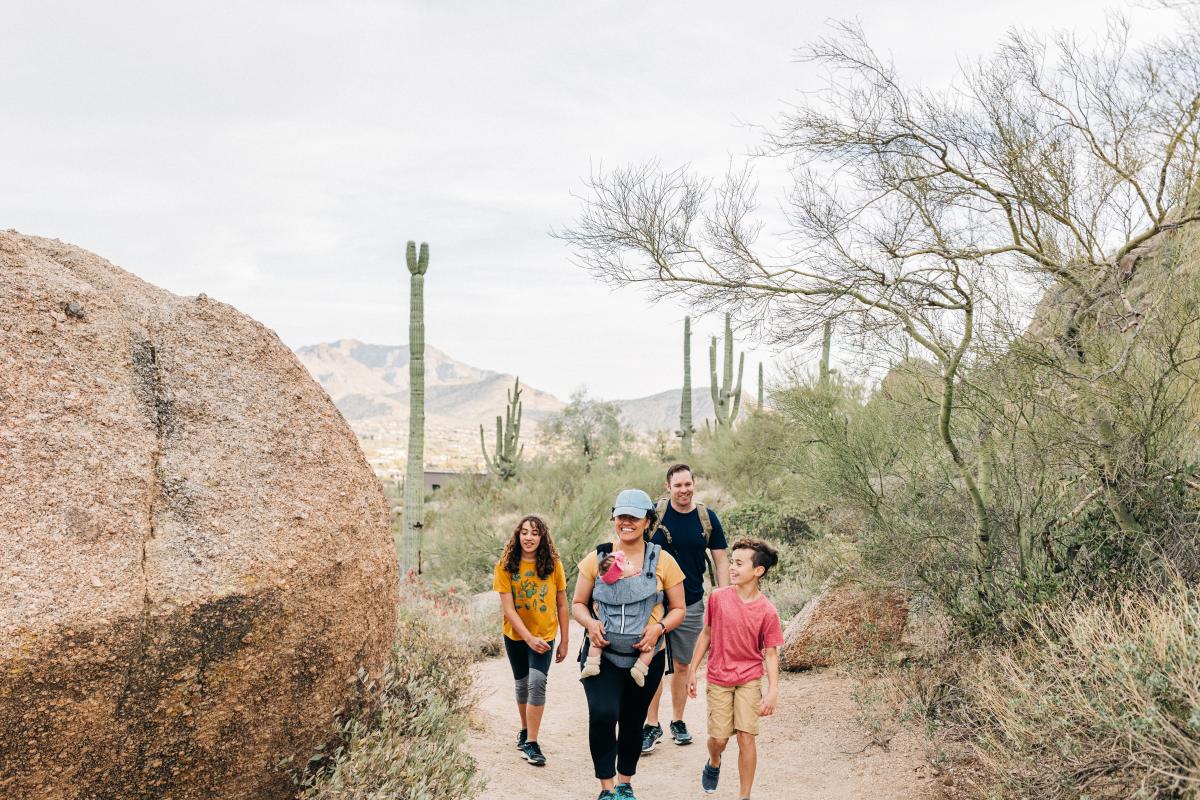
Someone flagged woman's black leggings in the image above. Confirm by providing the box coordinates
[581,649,666,780]
[503,636,554,707]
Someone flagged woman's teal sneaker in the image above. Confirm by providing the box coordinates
[613,783,637,799]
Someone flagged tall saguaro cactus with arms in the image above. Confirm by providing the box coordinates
[401,240,428,572]
[674,316,695,455]
[710,313,744,430]
[482,377,523,480]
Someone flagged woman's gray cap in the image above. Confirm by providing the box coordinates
[612,488,655,518]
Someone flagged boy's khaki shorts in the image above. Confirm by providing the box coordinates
[706,677,762,738]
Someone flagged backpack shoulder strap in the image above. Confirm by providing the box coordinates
[653,498,672,544]
[695,502,712,545]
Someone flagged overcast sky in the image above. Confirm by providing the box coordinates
[2,1,1178,400]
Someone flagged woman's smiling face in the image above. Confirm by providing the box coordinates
[519,520,542,555]
[613,513,649,543]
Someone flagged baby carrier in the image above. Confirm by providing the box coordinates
[579,542,674,674]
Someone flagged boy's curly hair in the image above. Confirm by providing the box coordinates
[501,514,560,579]
[729,537,780,577]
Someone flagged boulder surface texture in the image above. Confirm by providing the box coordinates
[781,579,909,670]
[0,232,398,799]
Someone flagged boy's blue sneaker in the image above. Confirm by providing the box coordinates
[701,760,721,793]
[669,719,693,745]
[640,723,663,753]
[614,783,637,799]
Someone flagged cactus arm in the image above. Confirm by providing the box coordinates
[729,351,744,422]
[709,335,725,425]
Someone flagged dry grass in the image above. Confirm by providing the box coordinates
[296,578,487,800]
[965,578,1200,799]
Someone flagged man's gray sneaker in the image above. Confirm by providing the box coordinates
[701,760,720,793]
[520,740,546,766]
[614,783,637,799]
[640,723,663,753]
[669,719,693,745]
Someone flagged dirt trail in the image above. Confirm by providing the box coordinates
[469,623,941,800]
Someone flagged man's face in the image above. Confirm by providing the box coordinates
[667,469,694,508]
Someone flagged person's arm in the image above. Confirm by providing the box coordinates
[634,581,685,652]
[686,623,713,698]
[710,548,730,588]
[554,589,570,662]
[760,646,780,716]
[572,571,609,647]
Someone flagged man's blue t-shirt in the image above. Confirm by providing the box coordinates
[650,504,727,606]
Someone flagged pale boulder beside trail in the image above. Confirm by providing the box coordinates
[0,231,398,799]
[781,578,909,670]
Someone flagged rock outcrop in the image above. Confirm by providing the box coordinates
[781,578,909,670]
[0,232,398,799]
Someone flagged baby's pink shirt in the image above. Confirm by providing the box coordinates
[703,585,784,687]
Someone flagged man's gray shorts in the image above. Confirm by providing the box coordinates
[668,599,705,665]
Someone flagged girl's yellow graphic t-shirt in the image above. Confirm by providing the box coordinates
[493,558,567,642]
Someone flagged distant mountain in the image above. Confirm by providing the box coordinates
[295,339,755,471]
[614,387,753,433]
[295,339,565,435]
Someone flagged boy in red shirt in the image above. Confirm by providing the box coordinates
[686,538,783,799]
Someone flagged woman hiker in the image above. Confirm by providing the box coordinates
[572,489,686,800]
[493,514,570,767]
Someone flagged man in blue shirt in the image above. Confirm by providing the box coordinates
[642,463,729,751]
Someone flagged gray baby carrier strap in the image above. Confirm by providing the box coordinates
[591,543,663,669]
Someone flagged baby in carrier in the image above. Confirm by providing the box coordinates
[580,546,661,687]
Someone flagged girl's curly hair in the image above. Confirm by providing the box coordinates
[501,514,560,579]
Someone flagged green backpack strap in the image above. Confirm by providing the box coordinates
[695,501,717,587]
[653,497,672,544]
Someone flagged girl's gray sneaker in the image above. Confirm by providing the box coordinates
[701,760,720,793]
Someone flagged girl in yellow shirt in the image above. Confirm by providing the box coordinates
[492,514,569,767]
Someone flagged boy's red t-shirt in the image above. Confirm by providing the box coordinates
[703,585,785,687]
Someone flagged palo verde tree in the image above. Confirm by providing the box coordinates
[560,15,1200,613]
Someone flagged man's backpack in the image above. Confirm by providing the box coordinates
[650,498,717,587]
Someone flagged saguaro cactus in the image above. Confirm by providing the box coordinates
[710,313,744,430]
[401,240,428,572]
[482,377,524,480]
[757,362,764,410]
[819,320,834,387]
[674,317,695,455]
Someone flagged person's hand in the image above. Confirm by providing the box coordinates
[525,635,551,654]
[759,688,778,717]
[555,638,569,663]
[634,622,663,653]
[687,668,698,699]
[587,619,609,648]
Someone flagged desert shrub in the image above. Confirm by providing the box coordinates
[965,577,1200,799]
[423,453,663,592]
[722,499,817,545]
[298,586,484,800]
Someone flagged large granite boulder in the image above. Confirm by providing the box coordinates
[0,232,398,799]
[780,578,909,670]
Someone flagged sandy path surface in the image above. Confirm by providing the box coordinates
[469,623,940,800]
